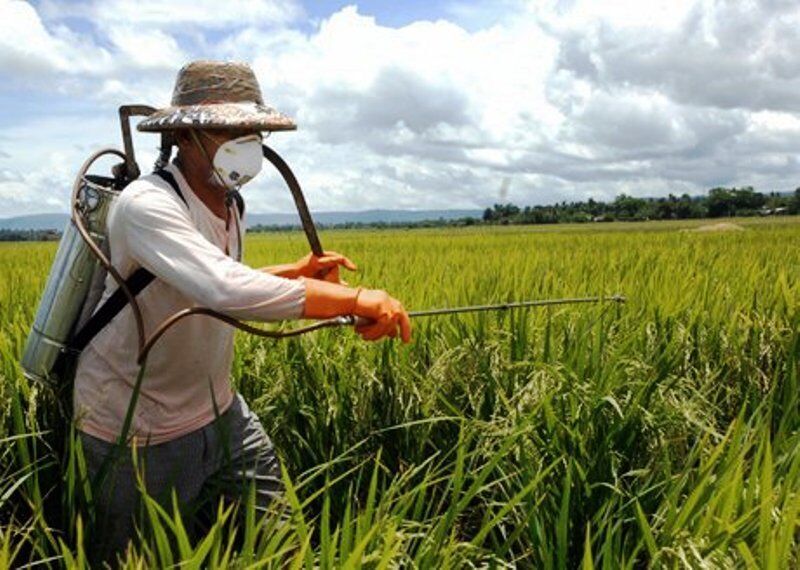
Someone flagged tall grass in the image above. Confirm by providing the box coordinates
[1,217,798,567]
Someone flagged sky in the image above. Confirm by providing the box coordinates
[2,0,800,217]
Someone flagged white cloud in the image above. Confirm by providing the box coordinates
[248,7,561,138]
[3,0,800,217]
[542,0,699,32]
[0,0,112,77]
[105,27,188,70]
[549,0,800,113]
[39,0,304,29]
[220,6,567,210]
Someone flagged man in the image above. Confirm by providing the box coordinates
[73,60,411,561]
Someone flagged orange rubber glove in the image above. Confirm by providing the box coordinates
[295,250,357,283]
[302,278,412,343]
[261,251,356,284]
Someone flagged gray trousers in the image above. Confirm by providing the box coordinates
[79,392,284,563]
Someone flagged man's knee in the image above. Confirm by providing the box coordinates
[79,433,141,563]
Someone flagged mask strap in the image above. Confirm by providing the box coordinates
[189,130,243,258]
[232,202,243,262]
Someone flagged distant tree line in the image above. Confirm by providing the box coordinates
[248,217,481,233]
[481,187,800,225]
[3,187,799,241]
[0,229,60,242]
[250,186,799,232]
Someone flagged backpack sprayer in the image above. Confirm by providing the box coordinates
[21,105,167,386]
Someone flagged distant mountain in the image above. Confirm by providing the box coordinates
[247,209,482,227]
[0,209,483,231]
[0,214,70,231]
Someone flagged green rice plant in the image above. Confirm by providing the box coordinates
[0,216,798,567]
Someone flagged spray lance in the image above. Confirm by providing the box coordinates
[21,105,626,385]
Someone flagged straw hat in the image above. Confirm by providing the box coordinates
[137,60,296,133]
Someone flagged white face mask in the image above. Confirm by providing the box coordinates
[210,134,263,190]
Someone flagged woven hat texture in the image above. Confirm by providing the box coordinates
[137,61,295,132]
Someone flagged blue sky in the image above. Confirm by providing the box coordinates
[2,0,800,217]
[303,1,451,28]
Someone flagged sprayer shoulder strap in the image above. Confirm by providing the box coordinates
[156,168,245,217]
[69,267,156,351]
[68,170,191,352]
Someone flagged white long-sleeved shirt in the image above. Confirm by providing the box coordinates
[74,162,305,444]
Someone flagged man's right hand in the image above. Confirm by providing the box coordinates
[352,288,412,343]
[301,278,412,343]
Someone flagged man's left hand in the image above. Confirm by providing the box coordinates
[260,250,357,283]
[295,250,357,283]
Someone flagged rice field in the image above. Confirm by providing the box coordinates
[1,216,799,568]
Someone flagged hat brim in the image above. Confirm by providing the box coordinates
[137,102,296,132]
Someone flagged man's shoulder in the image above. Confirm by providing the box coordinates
[116,172,187,214]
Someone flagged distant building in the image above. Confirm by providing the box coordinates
[759,207,788,216]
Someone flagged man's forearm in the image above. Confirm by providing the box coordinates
[260,263,300,279]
